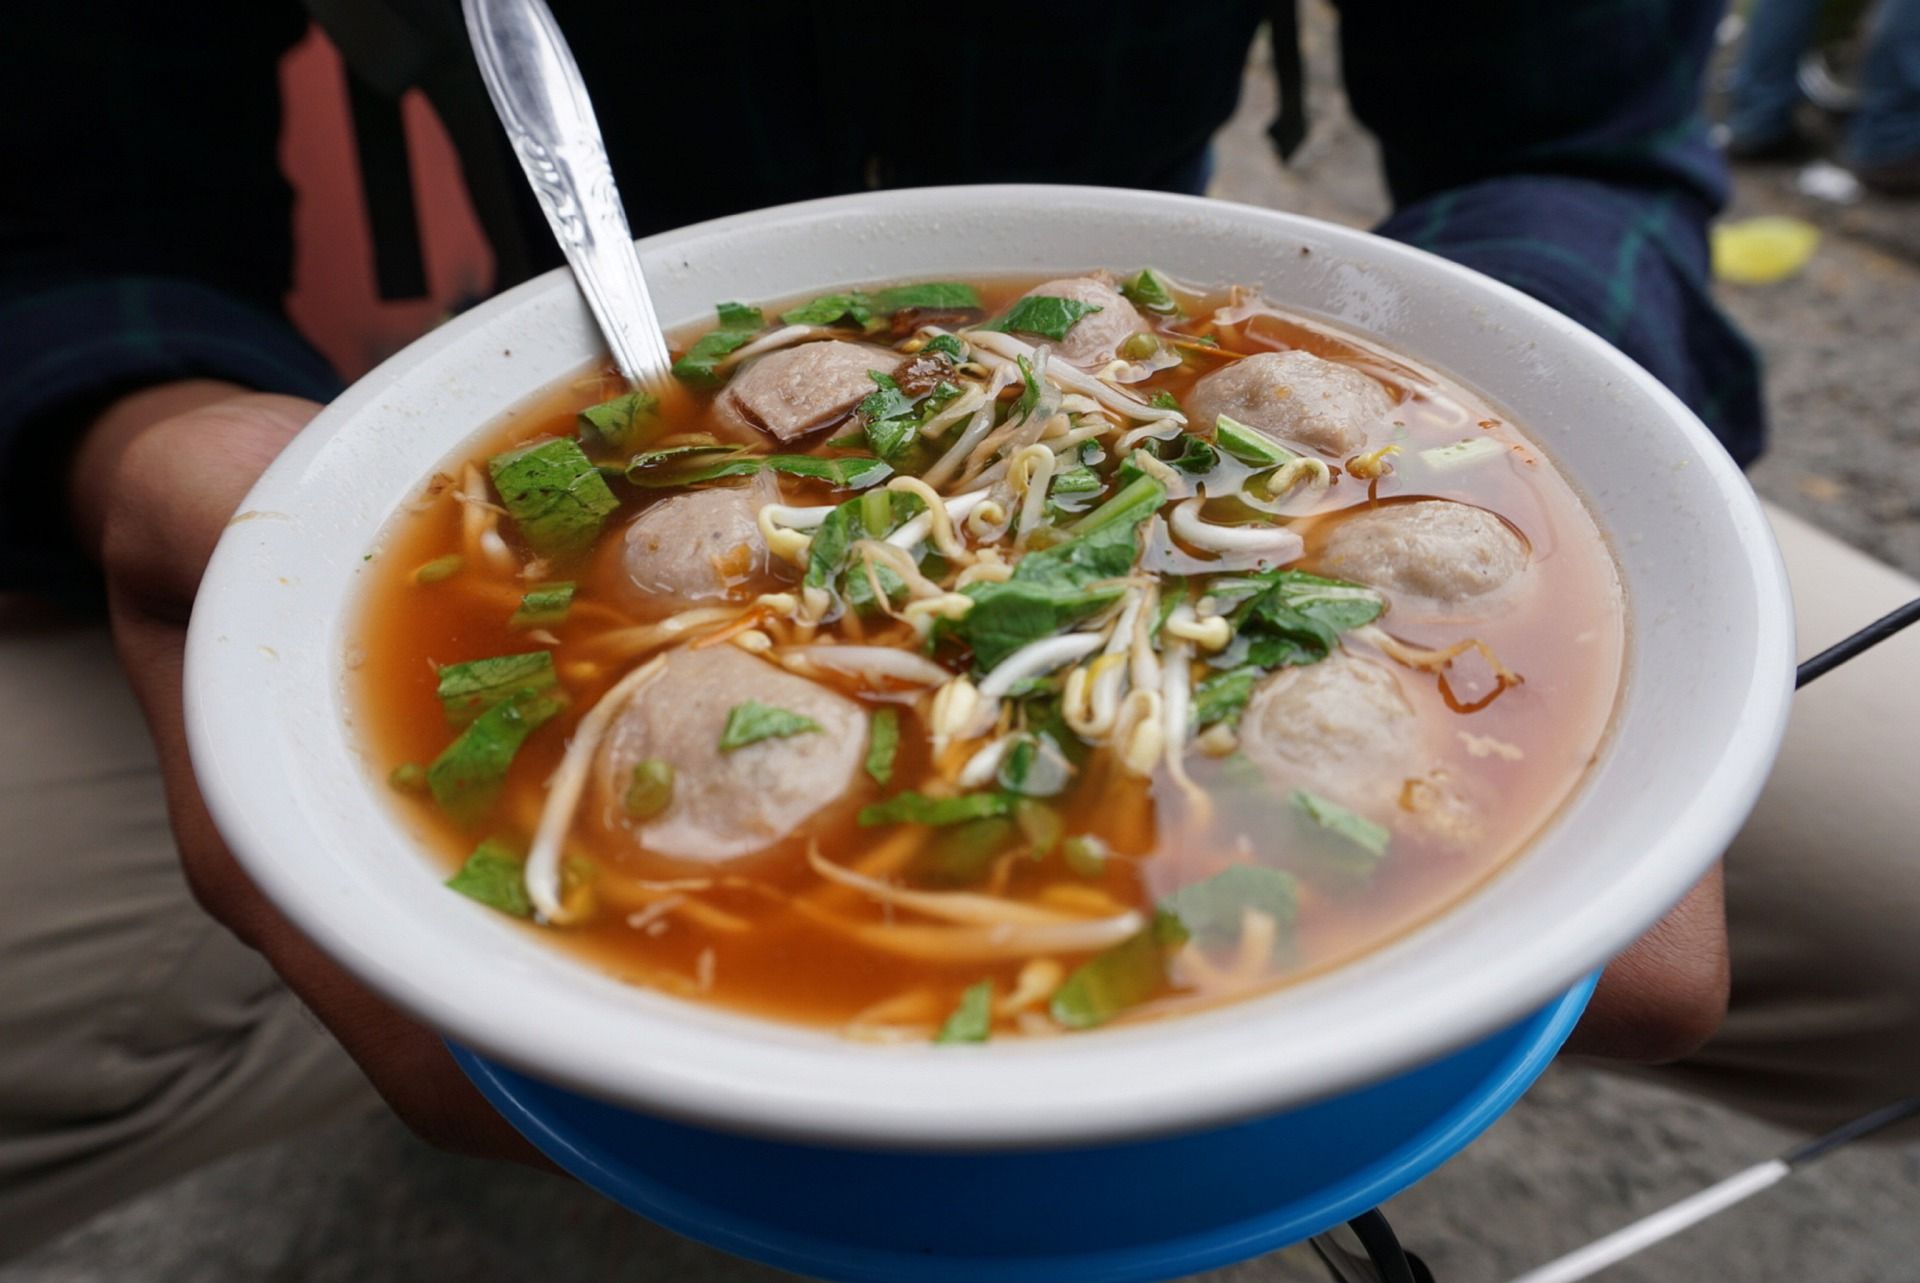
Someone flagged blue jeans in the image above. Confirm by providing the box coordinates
[1730,0,1920,167]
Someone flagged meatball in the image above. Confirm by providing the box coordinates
[1188,350,1392,457]
[1238,652,1419,814]
[597,646,868,863]
[1010,277,1144,368]
[1319,500,1528,605]
[716,341,899,442]
[613,473,777,610]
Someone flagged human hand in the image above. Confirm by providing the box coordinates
[80,383,548,1165]
[1563,865,1729,1062]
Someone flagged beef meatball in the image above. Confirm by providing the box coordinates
[1188,350,1392,457]
[612,473,778,611]
[716,341,899,443]
[1319,500,1528,605]
[597,646,868,863]
[1237,652,1419,815]
[1008,277,1144,368]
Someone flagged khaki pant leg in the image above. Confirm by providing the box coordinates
[1644,505,1920,1130]
[0,599,374,1261]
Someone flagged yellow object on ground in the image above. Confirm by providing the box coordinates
[1712,216,1821,285]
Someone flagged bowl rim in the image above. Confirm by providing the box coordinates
[184,184,1794,1149]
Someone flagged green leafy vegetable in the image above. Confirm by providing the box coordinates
[671,302,766,385]
[488,438,621,557]
[952,474,1165,670]
[804,490,926,592]
[1166,435,1220,474]
[427,690,564,824]
[922,334,967,361]
[875,282,981,313]
[1223,570,1384,670]
[445,838,534,918]
[436,652,558,727]
[934,981,994,1044]
[985,295,1103,341]
[719,701,823,751]
[998,734,1071,798]
[916,816,1018,885]
[1213,414,1295,468]
[1291,789,1391,861]
[1120,268,1180,315]
[1193,666,1259,727]
[865,707,900,786]
[625,758,675,818]
[577,390,660,452]
[1049,912,1189,1029]
[1150,390,1182,412]
[1051,465,1103,495]
[858,371,920,460]
[1013,354,1043,420]
[625,445,892,491]
[1159,865,1299,948]
[780,283,981,329]
[858,790,1015,827]
[510,582,575,630]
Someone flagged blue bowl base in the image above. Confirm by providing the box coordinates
[453,975,1594,1283]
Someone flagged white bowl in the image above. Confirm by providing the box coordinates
[184,186,1793,1150]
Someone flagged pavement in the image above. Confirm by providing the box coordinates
[7,11,1917,1282]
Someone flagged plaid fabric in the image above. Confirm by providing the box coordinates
[0,0,1760,600]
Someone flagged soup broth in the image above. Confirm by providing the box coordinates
[354,273,1623,1042]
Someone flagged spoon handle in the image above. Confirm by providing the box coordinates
[463,0,673,392]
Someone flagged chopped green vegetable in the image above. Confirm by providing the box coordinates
[414,553,465,584]
[922,333,967,361]
[917,816,1018,885]
[952,474,1165,670]
[1150,390,1182,412]
[934,981,994,1044]
[488,438,620,558]
[577,390,660,452]
[1120,268,1180,315]
[1165,435,1219,474]
[858,790,1015,827]
[388,761,428,793]
[510,582,575,630]
[999,734,1070,797]
[436,652,558,727]
[719,701,823,751]
[1051,465,1103,494]
[1062,834,1109,878]
[1291,789,1391,861]
[865,707,900,786]
[804,490,925,592]
[1049,911,1189,1029]
[1223,570,1385,670]
[1193,667,1260,727]
[1013,797,1063,857]
[625,758,675,819]
[445,838,534,918]
[625,445,892,491]
[984,295,1103,342]
[780,283,981,329]
[427,690,564,824]
[1118,331,1160,361]
[1213,414,1294,468]
[1159,865,1299,948]
[875,282,982,313]
[671,302,766,386]
[1419,437,1507,471]
[858,371,921,460]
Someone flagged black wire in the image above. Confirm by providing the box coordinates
[1346,1209,1419,1283]
[1795,596,1920,689]
[1784,1096,1920,1166]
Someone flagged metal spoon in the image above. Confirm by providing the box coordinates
[463,0,673,393]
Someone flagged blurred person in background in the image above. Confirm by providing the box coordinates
[1727,0,1920,191]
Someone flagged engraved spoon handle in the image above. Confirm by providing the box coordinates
[463,0,673,392]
